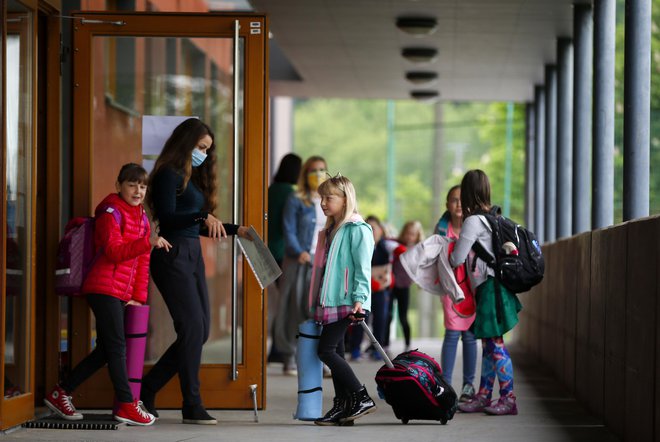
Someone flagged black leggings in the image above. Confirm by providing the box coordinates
[384,286,411,347]
[62,294,133,403]
[317,318,362,395]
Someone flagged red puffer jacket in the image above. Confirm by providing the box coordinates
[82,193,152,303]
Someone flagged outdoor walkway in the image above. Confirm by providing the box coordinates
[3,338,620,442]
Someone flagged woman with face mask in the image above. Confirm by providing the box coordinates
[273,156,328,375]
[141,118,251,424]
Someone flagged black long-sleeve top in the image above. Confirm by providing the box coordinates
[150,166,238,239]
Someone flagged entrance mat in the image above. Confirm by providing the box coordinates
[22,414,124,430]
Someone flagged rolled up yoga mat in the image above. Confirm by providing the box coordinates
[125,304,150,401]
[293,320,323,421]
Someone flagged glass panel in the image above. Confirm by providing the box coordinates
[89,35,244,364]
[5,0,33,398]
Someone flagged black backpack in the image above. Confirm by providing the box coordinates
[471,206,544,294]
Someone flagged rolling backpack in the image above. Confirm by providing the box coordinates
[471,205,544,294]
[54,205,148,296]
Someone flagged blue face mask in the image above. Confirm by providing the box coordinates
[191,148,208,167]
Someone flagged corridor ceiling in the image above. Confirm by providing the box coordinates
[248,0,588,101]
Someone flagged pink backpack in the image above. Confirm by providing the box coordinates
[54,206,147,296]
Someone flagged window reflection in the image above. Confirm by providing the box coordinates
[5,0,33,399]
[90,36,242,364]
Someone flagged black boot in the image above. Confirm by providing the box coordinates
[314,396,349,426]
[340,386,377,423]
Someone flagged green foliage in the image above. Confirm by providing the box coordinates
[293,99,527,234]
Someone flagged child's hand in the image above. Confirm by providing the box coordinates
[126,300,143,306]
[298,251,311,264]
[348,302,364,321]
[150,236,172,251]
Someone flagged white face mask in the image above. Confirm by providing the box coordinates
[192,148,208,167]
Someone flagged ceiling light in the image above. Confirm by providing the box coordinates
[401,47,438,64]
[396,16,438,36]
[410,90,440,101]
[406,71,438,85]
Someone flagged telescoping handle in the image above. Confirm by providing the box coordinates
[357,318,394,368]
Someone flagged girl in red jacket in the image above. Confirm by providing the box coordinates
[44,163,170,426]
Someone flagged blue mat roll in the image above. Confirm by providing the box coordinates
[293,320,323,421]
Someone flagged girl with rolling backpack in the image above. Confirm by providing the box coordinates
[308,174,377,426]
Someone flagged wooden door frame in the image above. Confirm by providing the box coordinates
[1,0,41,429]
[70,11,269,409]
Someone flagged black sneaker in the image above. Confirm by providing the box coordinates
[140,386,159,418]
[182,404,218,425]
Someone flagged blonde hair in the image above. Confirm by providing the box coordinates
[296,155,327,206]
[397,220,425,244]
[317,174,358,230]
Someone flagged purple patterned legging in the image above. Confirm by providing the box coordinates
[477,337,515,399]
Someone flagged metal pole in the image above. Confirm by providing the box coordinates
[623,0,651,220]
[534,86,546,243]
[503,102,514,217]
[593,0,615,229]
[573,4,593,234]
[525,102,535,231]
[556,38,573,239]
[544,65,557,242]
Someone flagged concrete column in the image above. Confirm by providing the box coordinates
[534,86,546,243]
[270,97,294,183]
[592,0,615,229]
[623,0,651,220]
[525,102,535,231]
[573,4,593,234]
[556,38,573,239]
[544,65,557,242]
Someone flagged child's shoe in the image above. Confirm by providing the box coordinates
[44,385,83,420]
[114,399,156,426]
[484,396,518,415]
[340,386,377,423]
[457,394,489,413]
[458,383,476,403]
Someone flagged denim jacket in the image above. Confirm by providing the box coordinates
[283,193,317,258]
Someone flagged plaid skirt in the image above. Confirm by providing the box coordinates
[314,304,356,325]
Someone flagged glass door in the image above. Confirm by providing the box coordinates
[70,12,268,409]
[2,0,36,428]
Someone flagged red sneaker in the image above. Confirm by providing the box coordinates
[44,385,83,420]
[114,399,156,426]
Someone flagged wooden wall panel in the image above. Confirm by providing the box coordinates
[601,225,628,438]
[587,229,606,416]
[574,231,591,403]
[624,217,658,441]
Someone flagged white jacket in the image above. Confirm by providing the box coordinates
[399,234,464,302]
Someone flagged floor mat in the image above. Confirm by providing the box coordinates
[22,414,124,430]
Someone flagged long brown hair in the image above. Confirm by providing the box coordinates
[146,118,217,219]
[460,169,491,217]
[296,155,327,206]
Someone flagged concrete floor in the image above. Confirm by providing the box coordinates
[3,338,620,442]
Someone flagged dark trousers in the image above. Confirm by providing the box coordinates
[143,237,210,407]
[318,318,361,396]
[62,294,133,403]
[384,286,411,347]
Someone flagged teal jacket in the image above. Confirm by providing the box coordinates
[309,215,374,311]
